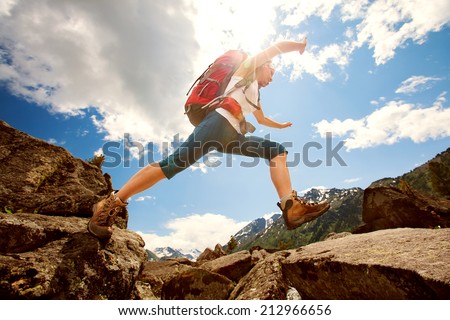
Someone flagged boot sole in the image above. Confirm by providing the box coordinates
[87,219,112,239]
[87,202,112,239]
[283,203,331,230]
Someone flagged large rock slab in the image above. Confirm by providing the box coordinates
[138,260,195,299]
[0,212,146,299]
[355,186,450,233]
[0,120,127,226]
[230,251,292,300]
[161,268,234,300]
[200,250,252,282]
[282,228,450,299]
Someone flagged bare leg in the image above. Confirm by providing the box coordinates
[115,162,166,202]
[270,153,292,199]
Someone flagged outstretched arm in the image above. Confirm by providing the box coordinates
[234,38,307,78]
[253,102,292,129]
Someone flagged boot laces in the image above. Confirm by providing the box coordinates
[292,191,319,207]
[97,196,122,226]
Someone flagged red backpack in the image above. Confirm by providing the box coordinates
[184,50,248,126]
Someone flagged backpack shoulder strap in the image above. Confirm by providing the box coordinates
[243,87,260,110]
[239,76,261,110]
[202,74,261,111]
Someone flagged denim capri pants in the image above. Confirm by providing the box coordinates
[159,111,287,179]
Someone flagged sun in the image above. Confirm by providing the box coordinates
[191,1,278,65]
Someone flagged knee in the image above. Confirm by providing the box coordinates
[269,143,287,161]
[270,152,288,167]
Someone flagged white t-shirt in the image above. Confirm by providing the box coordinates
[215,75,259,134]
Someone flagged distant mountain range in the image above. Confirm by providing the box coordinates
[146,247,202,261]
[146,148,449,260]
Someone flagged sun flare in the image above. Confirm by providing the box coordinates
[190,1,278,73]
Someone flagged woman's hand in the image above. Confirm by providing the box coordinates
[280,122,293,128]
[253,108,294,129]
[299,37,307,55]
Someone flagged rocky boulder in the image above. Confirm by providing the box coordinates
[161,268,234,300]
[200,250,252,282]
[355,186,450,233]
[0,212,146,299]
[196,243,227,262]
[283,228,450,299]
[138,259,195,299]
[0,121,127,226]
[230,251,292,300]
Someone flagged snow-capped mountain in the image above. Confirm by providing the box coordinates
[179,248,202,260]
[149,247,202,261]
[232,213,281,246]
[302,187,362,207]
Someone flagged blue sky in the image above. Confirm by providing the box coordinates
[1,0,449,251]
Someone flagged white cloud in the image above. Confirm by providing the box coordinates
[136,213,248,251]
[280,42,354,82]
[0,0,16,16]
[353,0,450,65]
[314,92,450,150]
[135,195,155,202]
[343,177,362,184]
[46,138,66,146]
[280,0,343,25]
[0,0,197,144]
[396,75,442,94]
[276,0,450,81]
[340,0,370,21]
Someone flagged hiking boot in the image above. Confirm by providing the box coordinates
[277,190,330,230]
[88,192,127,239]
